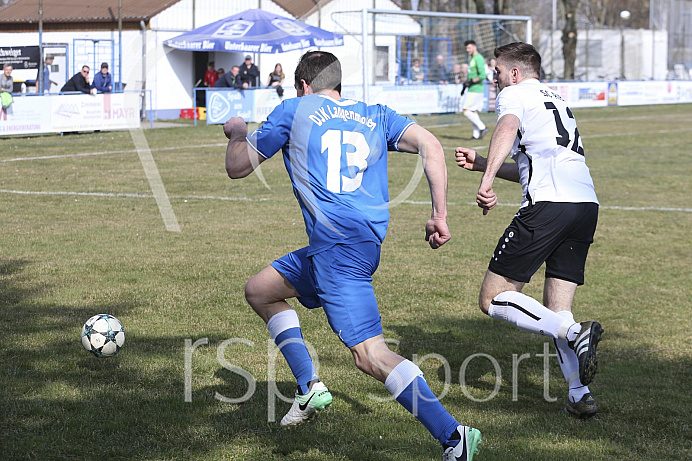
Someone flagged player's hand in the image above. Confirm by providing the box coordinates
[425,218,451,249]
[223,117,248,140]
[477,178,497,215]
[455,147,485,172]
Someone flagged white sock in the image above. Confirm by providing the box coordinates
[384,360,423,398]
[464,111,486,131]
[266,309,301,340]
[555,311,590,403]
[487,291,575,340]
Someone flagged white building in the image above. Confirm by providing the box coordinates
[0,0,408,119]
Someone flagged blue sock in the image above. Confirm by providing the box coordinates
[267,310,318,395]
[274,328,318,394]
[386,360,460,446]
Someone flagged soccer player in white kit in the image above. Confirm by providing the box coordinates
[455,42,604,418]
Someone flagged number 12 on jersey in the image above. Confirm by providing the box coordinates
[544,102,584,156]
[322,129,371,193]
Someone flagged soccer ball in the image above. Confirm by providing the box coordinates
[81,314,125,357]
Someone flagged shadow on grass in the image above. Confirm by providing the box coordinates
[1,259,690,460]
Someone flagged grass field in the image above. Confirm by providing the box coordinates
[1,104,691,460]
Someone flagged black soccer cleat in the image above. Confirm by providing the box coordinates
[568,321,604,386]
[560,392,598,419]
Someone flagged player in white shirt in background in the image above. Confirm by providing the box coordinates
[454,42,604,418]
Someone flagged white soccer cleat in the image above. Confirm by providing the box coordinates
[280,381,333,427]
[442,425,483,461]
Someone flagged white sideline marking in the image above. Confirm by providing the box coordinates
[1,143,227,163]
[129,129,181,232]
[1,189,689,213]
[0,189,271,202]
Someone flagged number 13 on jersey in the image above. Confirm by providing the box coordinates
[322,129,371,193]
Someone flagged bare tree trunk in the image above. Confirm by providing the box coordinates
[561,0,580,79]
[400,0,412,10]
[493,0,511,15]
[474,0,486,14]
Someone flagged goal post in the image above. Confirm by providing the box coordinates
[328,8,532,105]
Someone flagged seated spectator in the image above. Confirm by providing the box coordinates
[409,59,424,83]
[213,65,243,89]
[428,54,449,84]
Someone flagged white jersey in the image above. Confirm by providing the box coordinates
[496,79,598,208]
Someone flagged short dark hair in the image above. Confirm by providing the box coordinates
[295,51,341,94]
[494,42,541,79]
[464,40,476,47]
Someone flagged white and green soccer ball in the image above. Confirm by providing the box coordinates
[81,314,126,357]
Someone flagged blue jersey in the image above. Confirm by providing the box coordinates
[248,94,414,255]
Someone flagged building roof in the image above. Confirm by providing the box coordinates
[0,0,333,24]
[0,0,181,25]
[273,0,330,19]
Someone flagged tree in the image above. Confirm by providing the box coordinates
[561,0,580,79]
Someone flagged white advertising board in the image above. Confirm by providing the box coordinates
[0,96,51,135]
[546,82,609,108]
[0,93,141,136]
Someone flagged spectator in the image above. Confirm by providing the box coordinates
[451,63,469,84]
[61,65,94,94]
[1,64,14,112]
[266,63,285,97]
[91,62,113,93]
[239,55,260,88]
[217,68,225,77]
[204,61,218,87]
[1,64,13,93]
[266,63,284,87]
[213,65,243,89]
[409,58,424,83]
[37,55,54,93]
[485,57,497,82]
[428,54,449,84]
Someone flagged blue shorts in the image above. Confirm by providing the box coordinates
[271,242,383,347]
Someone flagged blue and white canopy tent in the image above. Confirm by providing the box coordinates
[164,8,344,54]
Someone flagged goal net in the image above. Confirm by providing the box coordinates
[327,8,532,96]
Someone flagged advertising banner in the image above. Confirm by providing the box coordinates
[206,89,254,124]
[205,88,298,124]
[0,46,40,70]
[616,81,679,106]
[0,96,51,135]
[546,82,608,108]
[0,93,141,136]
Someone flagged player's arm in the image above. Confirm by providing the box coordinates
[397,124,451,249]
[455,147,519,182]
[224,117,267,179]
[478,114,521,214]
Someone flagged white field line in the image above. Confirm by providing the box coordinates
[1,143,227,163]
[1,189,689,213]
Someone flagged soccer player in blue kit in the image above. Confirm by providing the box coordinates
[224,51,482,461]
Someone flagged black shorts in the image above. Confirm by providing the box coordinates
[488,202,599,285]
